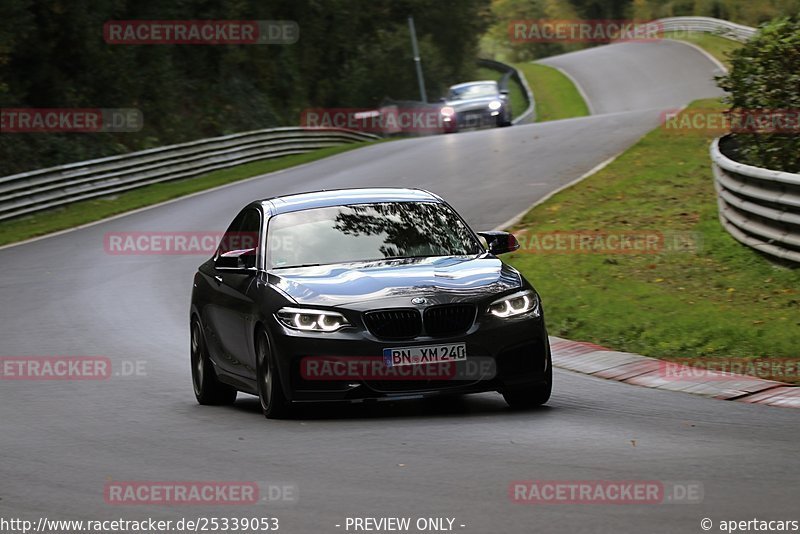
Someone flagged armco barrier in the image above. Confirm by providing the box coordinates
[711,136,800,264]
[657,16,756,42]
[0,127,379,221]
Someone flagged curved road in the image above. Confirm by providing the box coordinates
[1,41,796,534]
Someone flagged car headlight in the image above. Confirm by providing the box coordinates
[488,290,540,318]
[276,307,350,332]
[441,106,455,117]
[488,100,502,111]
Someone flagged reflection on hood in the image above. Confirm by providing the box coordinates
[271,255,521,308]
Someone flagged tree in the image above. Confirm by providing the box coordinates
[0,0,491,175]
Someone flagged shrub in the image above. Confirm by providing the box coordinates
[717,16,800,173]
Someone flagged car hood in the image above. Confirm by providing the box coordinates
[445,96,502,111]
[269,255,521,310]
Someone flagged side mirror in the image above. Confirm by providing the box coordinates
[477,231,519,255]
[215,248,257,271]
[499,89,509,96]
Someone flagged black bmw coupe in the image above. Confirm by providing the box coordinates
[190,188,551,418]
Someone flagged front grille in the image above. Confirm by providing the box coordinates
[364,309,422,339]
[458,109,494,126]
[424,304,476,336]
[364,304,476,339]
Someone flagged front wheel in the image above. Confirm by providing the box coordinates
[191,319,237,405]
[497,114,512,127]
[256,328,291,419]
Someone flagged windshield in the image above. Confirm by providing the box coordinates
[448,83,499,101]
[267,201,483,269]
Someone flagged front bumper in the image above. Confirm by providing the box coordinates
[267,313,549,402]
[455,108,505,129]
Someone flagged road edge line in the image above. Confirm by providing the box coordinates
[493,153,622,232]
[538,62,596,115]
[663,38,729,73]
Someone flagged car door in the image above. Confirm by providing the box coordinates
[201,207,262,379]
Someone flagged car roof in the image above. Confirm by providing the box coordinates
[257,187,442,216]
[449,80,498,90]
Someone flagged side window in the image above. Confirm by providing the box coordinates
[238,209,262,253]
[218,208,262,257]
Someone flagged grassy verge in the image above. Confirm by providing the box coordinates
[662,32,744,70]
[475,66,528,121]
[0,143,373,247]
[505,98,800,372]
[513,63,590,122]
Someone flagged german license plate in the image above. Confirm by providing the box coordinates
[383,343,467,368]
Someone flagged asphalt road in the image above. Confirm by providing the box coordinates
[539,39,727,114]
[1,41,796,534]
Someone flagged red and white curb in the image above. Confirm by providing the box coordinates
[549,336,800,409]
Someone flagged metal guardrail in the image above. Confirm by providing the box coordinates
[477,58,536,124]
[0,127,379,221]
[711,136,800,263]
[657,16,756,42]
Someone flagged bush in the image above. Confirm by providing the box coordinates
[717,16,800,173]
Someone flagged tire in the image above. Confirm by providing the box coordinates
[256,328,291,419]
[191,319,237,405]
[502,352,552,409]
[497,107,513,127]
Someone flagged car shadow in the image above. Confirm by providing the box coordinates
[229,393,553,421]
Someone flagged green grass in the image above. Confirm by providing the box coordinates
[513,63,590,122]
[475,66,528,121]
[0,143,373,247]
[505,98,800,370]
[662,32,744,70]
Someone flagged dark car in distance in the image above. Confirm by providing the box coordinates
[440,80,513,133]
[190,188,551,418]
